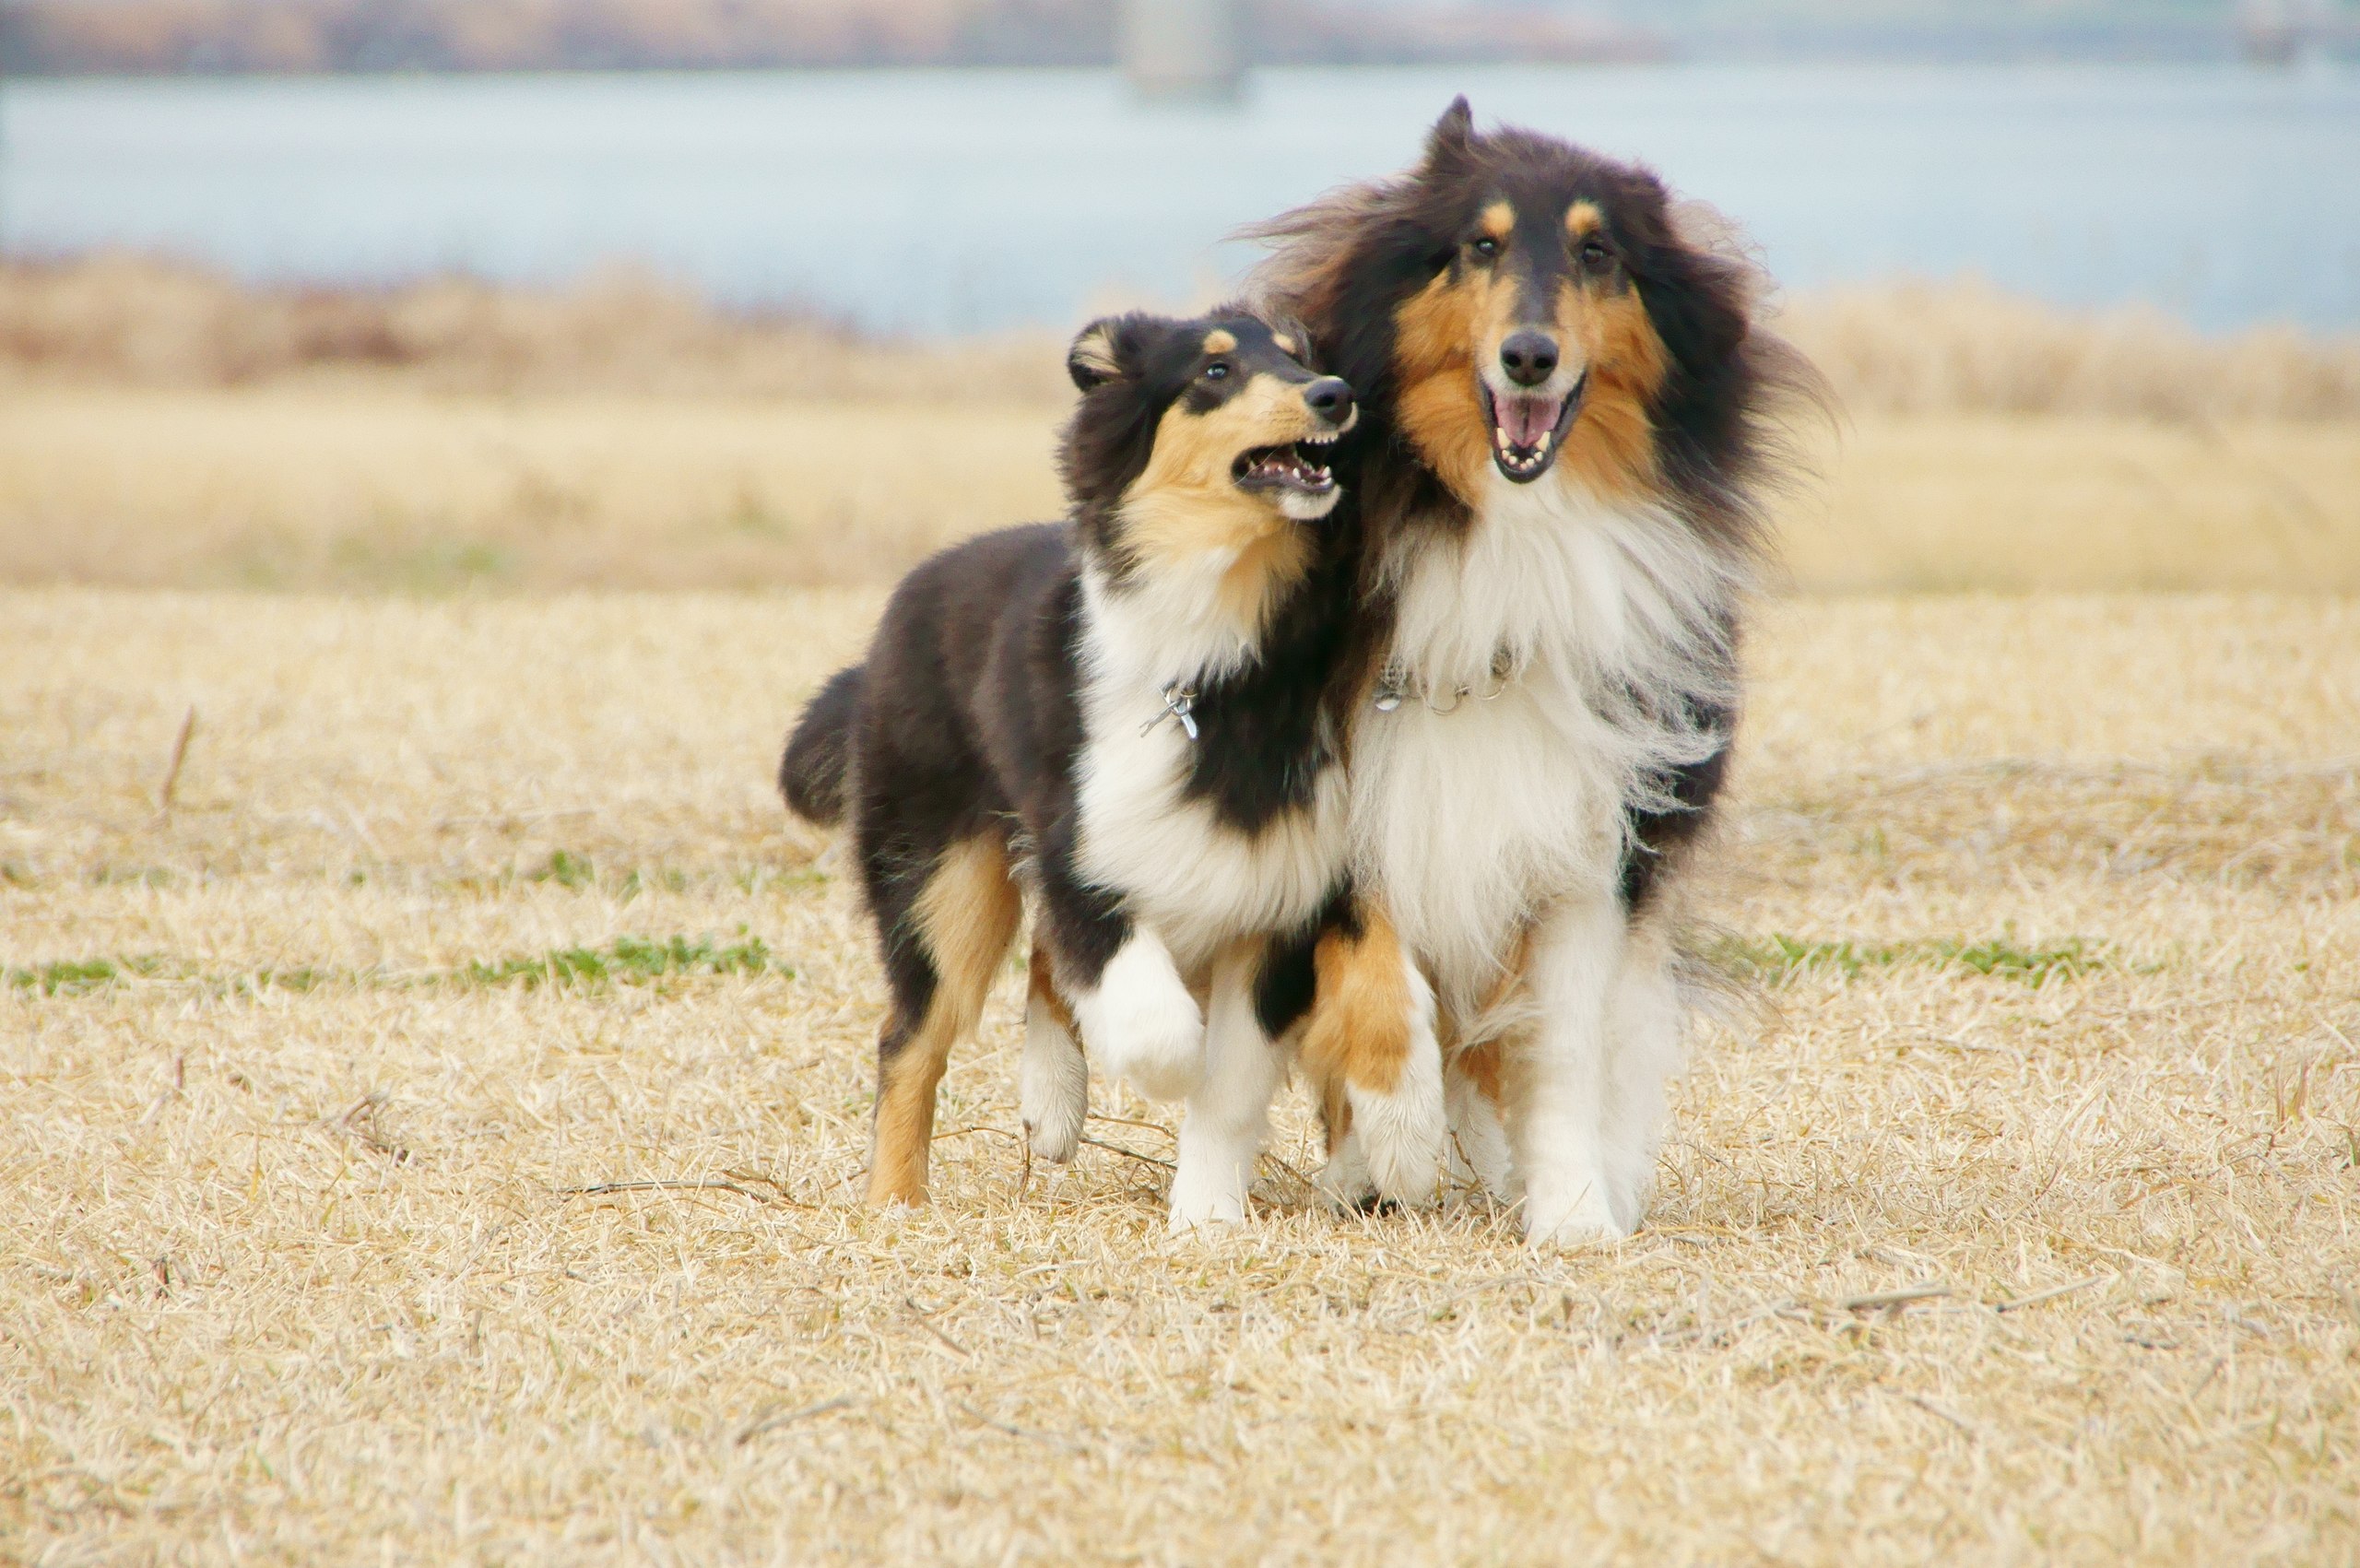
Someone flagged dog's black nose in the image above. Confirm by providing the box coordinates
[1304,376,1355,426]
[1499,331,1560,387]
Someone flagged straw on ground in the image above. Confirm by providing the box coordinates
[4,589,2354,1562]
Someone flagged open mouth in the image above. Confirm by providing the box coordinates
[1480,374,1586,483]
[1233,432,1339,497]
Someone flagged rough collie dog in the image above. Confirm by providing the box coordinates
[779,308,1444,1226]
[1245,100,1815,1244]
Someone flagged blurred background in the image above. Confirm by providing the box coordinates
[2,0,2355,592]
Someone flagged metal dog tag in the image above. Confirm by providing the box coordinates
[1144,683,1199,740]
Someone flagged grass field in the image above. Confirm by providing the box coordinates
[6,588,2356,1563]
[5,385,2359,594]
[6,260,2360,595]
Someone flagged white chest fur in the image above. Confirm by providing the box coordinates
[1070,568,1349,974]
[1351,477,1742,1005]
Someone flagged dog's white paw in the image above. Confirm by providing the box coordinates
[1445,1073,1518,1201]
[1311,1132,1377,1213]
[1523,1175,1633,1250]
[1603,1160,1658,1236]
[1347,1055,1446,1208]
[1018,1000,1088,1164]
[1074,934,1204,1103]
[1165,1168,1250,1232]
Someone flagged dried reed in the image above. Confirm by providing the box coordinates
[0,253,1070,401]
[9,253,2357,419]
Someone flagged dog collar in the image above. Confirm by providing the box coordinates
[1373,650,1519,715]
[1141,682,1200,740]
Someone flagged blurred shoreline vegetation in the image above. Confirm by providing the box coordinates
[0,254,1076,402]
[3,253,2354,419]
[0,0,1664,74]
[0,0,2347,73]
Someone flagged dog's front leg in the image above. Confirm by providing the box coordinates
[1166,943,1285,1231]
[1597,917,1682,1232]
[1067,922,1205,1103]
[1511,893,1634,1247]
[1019,942,1089,1163]
[1035,852,1206,1104]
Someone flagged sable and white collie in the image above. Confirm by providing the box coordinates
[1246,100,1817,1244]
[779,308,1446,1227]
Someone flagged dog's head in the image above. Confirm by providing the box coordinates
[1062,308,1357,622]
[1253,98,1776,510]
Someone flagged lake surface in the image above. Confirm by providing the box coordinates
[4,65,2356,333]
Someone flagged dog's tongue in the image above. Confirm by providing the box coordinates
[1499,394,1564,449]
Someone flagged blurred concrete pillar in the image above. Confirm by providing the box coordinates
[1121,0,1244,101]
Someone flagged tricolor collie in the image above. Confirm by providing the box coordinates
[779,308,1444,1227]
[1248,100,1817,1244]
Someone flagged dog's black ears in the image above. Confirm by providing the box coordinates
[1424,96,1475,165]
[1067,317,1131,392]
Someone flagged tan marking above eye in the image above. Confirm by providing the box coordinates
[1479,201,1515,240]
[1564,201,1604,238]
[1272,332,1298,356]
[1201,328,1238,355]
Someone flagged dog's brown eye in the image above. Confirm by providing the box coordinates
[1203,361,1230,381]
[1471,236,1500,260]
[1580,240,1611,270]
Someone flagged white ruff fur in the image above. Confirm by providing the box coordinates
[1062,539,1348,1116]
[1354,472,1747,1244]
[1358,476,1740,1014]
[1072,563,1348,972]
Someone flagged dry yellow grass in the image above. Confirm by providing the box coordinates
[5,384,2357,593]
[1780,413,2360,594]
[5,589,2356,1563]
[7,256,2359,594]
[0,387,1069,591]
[1783,278,2360,423]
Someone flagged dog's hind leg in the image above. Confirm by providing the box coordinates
[1443,1039,1519,1203]
[867,835,1022,1208]
[1168,941,1288,1232]
[1312,1119,1376,1212]
[1298,902,1445,1208]
[1019,942,1088,1165]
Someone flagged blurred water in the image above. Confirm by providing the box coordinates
[3,64,2355,333]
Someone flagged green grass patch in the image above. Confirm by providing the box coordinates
[7,935,791,999]
[1717,932,2102,987]
[455,934,784,990]
[6,956,165,996]
[535,848,599,890]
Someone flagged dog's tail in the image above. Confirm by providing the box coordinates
[779,665,865,827]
